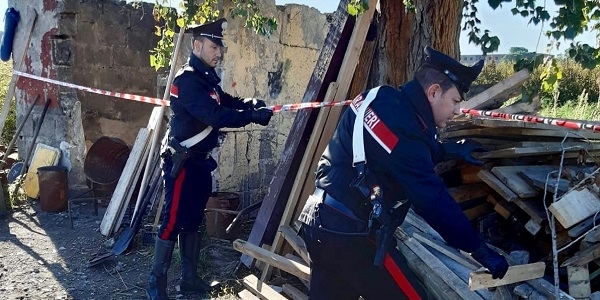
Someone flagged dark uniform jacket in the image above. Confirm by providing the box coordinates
[301,80,481,253]
[168,53,255,153]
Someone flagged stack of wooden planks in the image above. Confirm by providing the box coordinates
[231,1,600,299]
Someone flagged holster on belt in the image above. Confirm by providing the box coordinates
[163,137,189,178]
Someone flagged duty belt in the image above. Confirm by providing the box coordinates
[315,188,363,222]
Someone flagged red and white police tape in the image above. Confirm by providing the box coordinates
[461,109,600,133]
[14,70,171,107]
[12,70,600,133]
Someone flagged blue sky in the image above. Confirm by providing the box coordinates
[1,1,596,55]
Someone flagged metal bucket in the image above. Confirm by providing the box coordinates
[205,192,240,240]
[37,166,68,212]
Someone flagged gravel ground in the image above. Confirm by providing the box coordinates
[0,199,253,300]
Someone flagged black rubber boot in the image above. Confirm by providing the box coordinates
[178,231,214,294]
[146,238,175,300]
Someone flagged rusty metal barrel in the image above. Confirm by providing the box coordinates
[37,165,68,212]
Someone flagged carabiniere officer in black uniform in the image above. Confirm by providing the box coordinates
[298,46,509,299]
[147,18,273,300]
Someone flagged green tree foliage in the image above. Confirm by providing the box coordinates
[463,0,600,99]
[474,59,600,110]
[501,47,538,62]
[136,0,278,70]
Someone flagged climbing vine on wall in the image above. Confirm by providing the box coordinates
[134,0,278,70]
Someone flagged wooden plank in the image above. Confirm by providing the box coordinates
[397,227,465,299]
[562,242,600,267]
[513,198,546,225]
[487,194,517,219]
[448,183,491,203]
[488,245,573,300]
[567,265,591,298]
[282,284,308,300]
[492,166,553,198]
[0,8,37,137]
[474,143,600,159]
[395,229,484,300]
[441,127,600,141]
[234,239,310,282]
[458,164,484,184]
[478,170,518,202]
[279,225,310,264]
[462,68,530,110]
[412,232,480,270]
[243,0,354,267]
[100,128,150,236]
[238,289,261,300]
[260,0,377,280]
[464,203,493,221]
[549,188,600,229]
[242,275,288,300]
[471,117,567,131]
[468,262,546,290]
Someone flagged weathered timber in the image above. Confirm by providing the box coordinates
[242,0,354,267]
[468,262,546,290]
[462,69,530,110]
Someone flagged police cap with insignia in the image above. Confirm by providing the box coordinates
[423,46,484,99]
[188,18,228,47]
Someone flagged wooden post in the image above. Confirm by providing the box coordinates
[0,8,38,137]
[131,27,186,222]
[241,0,353,267]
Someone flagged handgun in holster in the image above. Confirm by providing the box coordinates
[163,137,189,178]
[351,163,405,267]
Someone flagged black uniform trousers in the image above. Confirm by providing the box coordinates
[300,202,430,300]
[158,155,215,241]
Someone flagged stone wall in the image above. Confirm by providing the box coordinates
[8,0,330,206]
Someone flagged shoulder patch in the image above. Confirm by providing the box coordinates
[350,90,399,154]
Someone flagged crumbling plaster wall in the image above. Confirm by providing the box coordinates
[9,0,329,205]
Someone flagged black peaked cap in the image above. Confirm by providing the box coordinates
[423,46,484,95]
[188,18,228,46]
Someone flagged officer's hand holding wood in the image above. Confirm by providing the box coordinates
[251,107,273,126]
[442,138,488,166]
[470,242,509,279]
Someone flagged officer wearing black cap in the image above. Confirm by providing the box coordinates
[297,46,508,299]
[147,18,273,300]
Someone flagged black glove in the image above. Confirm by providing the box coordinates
[470,242,509,279]
[442,139,487,166]
[251,107,273,126]
[244,98,266,109]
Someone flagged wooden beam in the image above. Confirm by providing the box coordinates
[282,284,308,300]
[441,127,600,141]
[233,239,310,282]
[99,128,150,236]
[412,232,480,270]
[468,262,545,290]
[491,166,542,198]
[462,69,530,110]
[279,225,310,264]
[478,170,518,202]
[260,0,377,280]
[241,275,288,300]
[550,188,600,229]
[242,0,354,267]
[567,265,591,299]
[395,229,484,300]
[238,289,260,300]
[0,8,37,137]
[448,183,491,203]
[562,242,600,267]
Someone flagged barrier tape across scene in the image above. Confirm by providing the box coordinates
[13,70,600,133]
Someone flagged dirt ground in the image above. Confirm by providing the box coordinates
[0,197,270,300]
